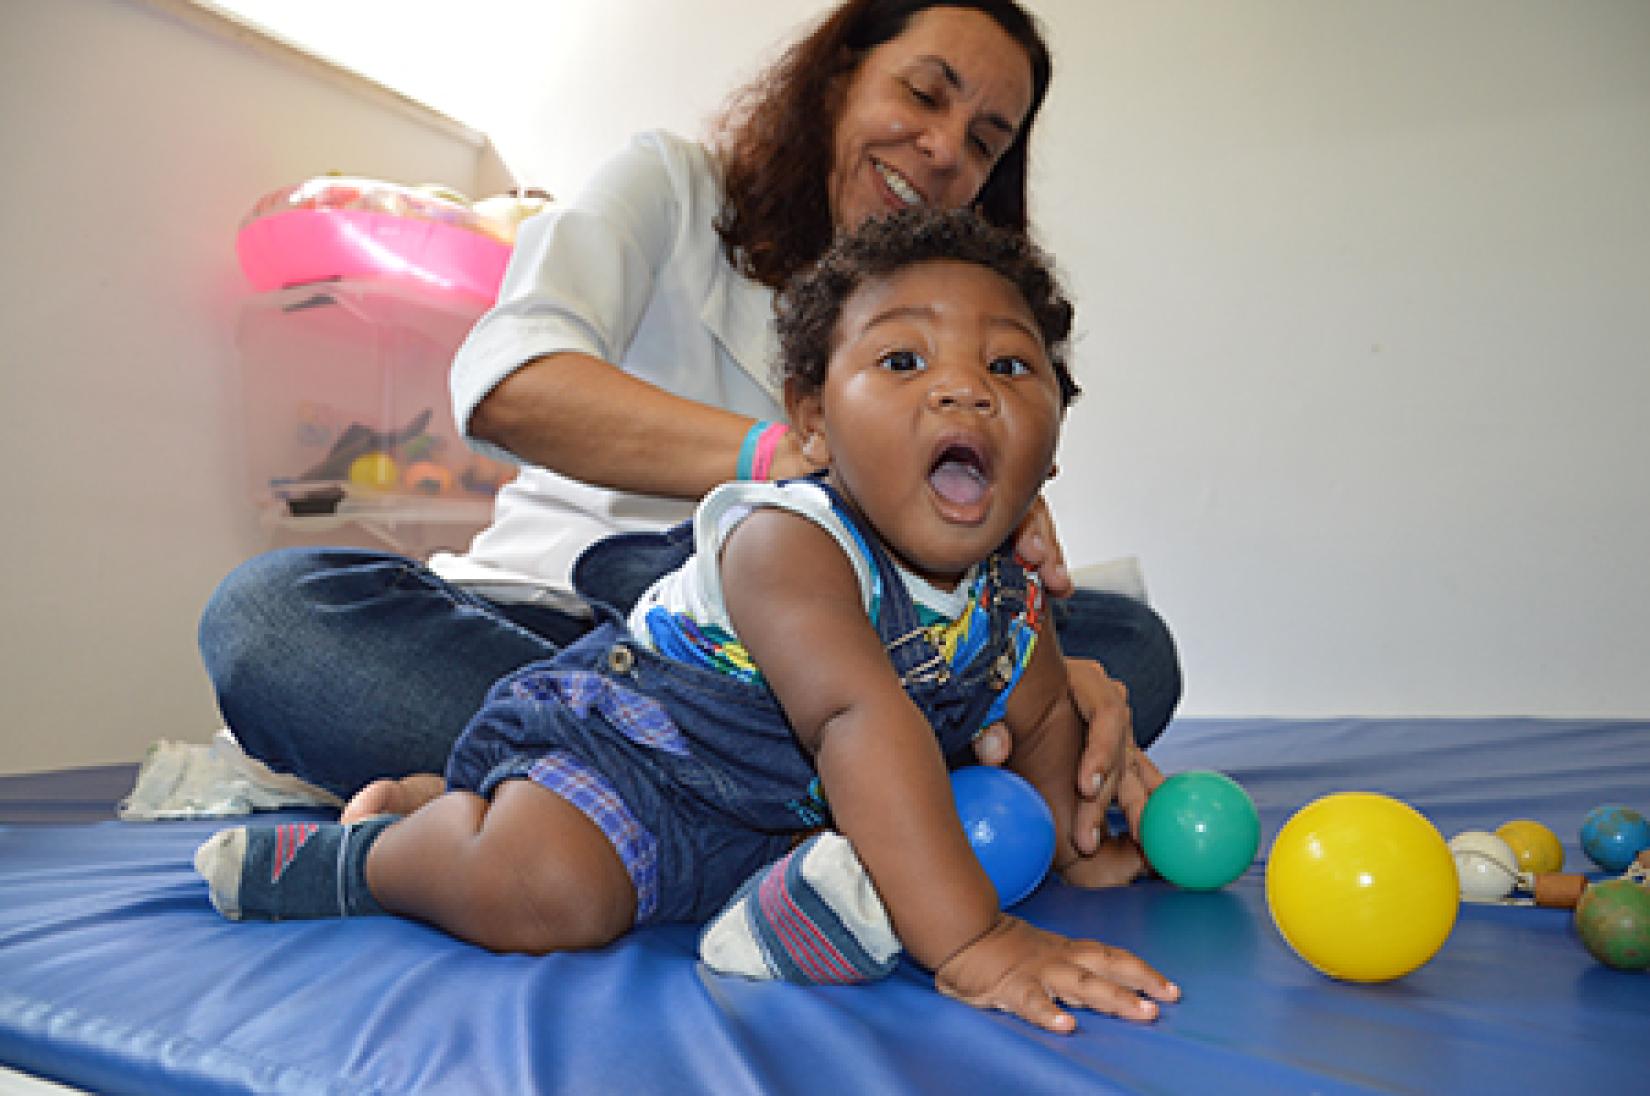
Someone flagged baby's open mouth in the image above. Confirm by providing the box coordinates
[928,443,990,508]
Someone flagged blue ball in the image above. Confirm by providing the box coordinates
[951,767,1056,908]
[1580,805,1650,873]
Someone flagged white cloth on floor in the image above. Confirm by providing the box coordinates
[119,729,340,820]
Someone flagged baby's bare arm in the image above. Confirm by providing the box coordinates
[722,510,1000,970]
[722,512,1176,1029]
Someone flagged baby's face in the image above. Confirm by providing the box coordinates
[790,259,1064,589]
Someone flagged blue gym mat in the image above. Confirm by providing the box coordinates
[2,718,1646,1094]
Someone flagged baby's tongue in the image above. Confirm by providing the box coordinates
[929,459,987,506]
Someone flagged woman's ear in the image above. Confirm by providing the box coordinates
[783,380,831,469]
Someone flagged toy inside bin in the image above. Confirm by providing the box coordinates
[235,177,517,523]
[237,280,513,520]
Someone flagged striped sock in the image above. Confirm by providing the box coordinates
[699,832,901,984]
[194,816,395,921]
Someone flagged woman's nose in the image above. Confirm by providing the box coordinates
[916,113,966,173]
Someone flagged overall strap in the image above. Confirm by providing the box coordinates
[805,478,1032,758]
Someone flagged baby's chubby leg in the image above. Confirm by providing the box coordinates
[366,780,638,954]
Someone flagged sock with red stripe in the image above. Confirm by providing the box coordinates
[194,816,394,921]
[699,832,900,984]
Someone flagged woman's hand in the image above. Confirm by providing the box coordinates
[1065,660,1164,855]
[935,915,1179,1033]
[1012,495,1073,598]
[974,659,1160,858]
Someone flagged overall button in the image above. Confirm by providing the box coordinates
[605,645,635,674]
[991,652,1016,689]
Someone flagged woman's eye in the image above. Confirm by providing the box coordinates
[879,350,926,373]
[989,355,1032,377]
[905,80,939,107]
[970,133,996,159]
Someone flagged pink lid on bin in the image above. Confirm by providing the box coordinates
[236,177,513,303]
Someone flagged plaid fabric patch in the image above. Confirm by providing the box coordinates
[519,670,689,757]
[528,751,661,921]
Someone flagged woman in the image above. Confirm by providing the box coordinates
[200,0,1179,846]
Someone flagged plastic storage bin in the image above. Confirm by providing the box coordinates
[236,279,512,552]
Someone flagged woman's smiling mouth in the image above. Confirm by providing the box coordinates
[875,161,926,207]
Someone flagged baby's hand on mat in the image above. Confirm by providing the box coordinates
[935,915,1178,1033]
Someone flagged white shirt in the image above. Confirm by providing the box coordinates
[431,131,782,605]
[629,480,974,677]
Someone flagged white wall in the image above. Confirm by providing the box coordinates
[0,0,492,773]
[209,0,1650,719]
[1034,1,1650,716]
[4,1,1646,775]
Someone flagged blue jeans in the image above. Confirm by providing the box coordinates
[199,547,1182,799]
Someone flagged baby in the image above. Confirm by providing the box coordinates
[197,208,1178,1032]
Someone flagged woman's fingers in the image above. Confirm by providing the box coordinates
[971,722,1013,766]
[1013,499,1073,598]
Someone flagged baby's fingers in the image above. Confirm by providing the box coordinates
[995,975,1085,1034]
[990,951,1175,1033]
[1067,940,1181,1007]
[1042,962,1165,1027]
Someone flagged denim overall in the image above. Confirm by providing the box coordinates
[446,479,1038,924]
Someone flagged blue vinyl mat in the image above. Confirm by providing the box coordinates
[2,718,1646,1094]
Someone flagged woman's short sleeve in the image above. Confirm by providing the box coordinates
[449,132,707,447]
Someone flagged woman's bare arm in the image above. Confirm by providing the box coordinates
[469,352,812,499]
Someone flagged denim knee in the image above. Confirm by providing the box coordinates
[198,547,372,701]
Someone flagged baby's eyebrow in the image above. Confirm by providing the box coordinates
[863,304,1041,345]
[987,313,1042,343]
[864,304,939,330]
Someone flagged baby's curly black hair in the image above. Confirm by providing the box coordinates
[775,208,1078,407]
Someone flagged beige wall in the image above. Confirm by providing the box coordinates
[0,0,493,773]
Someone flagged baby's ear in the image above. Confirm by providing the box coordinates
[783,381,831,468]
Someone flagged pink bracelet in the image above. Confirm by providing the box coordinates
[741,421,790,481]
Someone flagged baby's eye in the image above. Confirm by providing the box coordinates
[989,355,1033,377]
[904,80,939,107]
[879,350,926,373]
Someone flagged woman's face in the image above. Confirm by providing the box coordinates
[827,7,1035,232]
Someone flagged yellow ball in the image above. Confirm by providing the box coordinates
[1495,819,1564,874]
[1266,792,1459,983]
[348,451,399,492]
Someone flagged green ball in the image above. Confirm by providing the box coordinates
[1140,770,1262,891]
[1574,878,1650,972]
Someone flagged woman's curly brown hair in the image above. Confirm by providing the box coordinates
[776,207,1078,406]
[713,0,1053,290]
